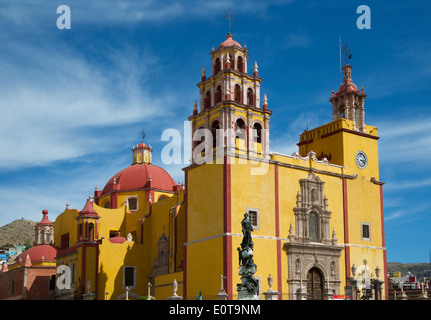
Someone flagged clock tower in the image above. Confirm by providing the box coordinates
[298,62,379,180]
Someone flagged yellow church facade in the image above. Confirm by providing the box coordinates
[52,32,387,300]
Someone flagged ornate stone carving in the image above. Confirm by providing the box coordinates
[284,173,344,300]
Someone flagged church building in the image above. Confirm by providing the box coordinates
[48,31,387,300]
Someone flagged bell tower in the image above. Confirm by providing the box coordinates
[298,60,379,179]
[330,64,367,133]
[189,32,272,163]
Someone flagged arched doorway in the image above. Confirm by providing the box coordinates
[307,267,324,300]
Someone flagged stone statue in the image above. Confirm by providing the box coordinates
[240,213,253,250]
[237,212,258,300]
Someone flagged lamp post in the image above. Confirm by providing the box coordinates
[347,264,359,300]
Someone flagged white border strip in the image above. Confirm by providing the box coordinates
[184,233,386,250]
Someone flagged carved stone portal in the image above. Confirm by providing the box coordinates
[284,172,343,300]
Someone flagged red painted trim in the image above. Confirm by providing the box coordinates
[223,156,232,299]
[95,244,99,300]
[380,185,389,299]
[321,128,380,141]
[174,206,178,273]
[183,170,188,300]
[81,245,86,295]
[274,165,282,299]
[343,178,351,278]
[110,191,118,209]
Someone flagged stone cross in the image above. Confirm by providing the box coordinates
[218,275,227,290]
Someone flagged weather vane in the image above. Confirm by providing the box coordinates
[141,129,146,142]
[224,8,235,34]
[342,43,353,65]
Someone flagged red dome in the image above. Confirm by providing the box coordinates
[19,245,58,263]
[336,81,359,95]
[219,33,242,48]
[102,163,176,195]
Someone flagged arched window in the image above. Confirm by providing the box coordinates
[214,86,222,104]
[204,91,211,110]
[234,84,242,104]
[78,223,83,241]
[104,201,110,209]
[309,212,319,242]
[235,119,246,142]
[88,223,95,242]
[214,57,221,75]
[253,123,262,143]
[211,120,220,148]
[247,88,255,106]
[237,56,244,73]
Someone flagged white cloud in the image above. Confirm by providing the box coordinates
[0,0,295,27]
[0,32,180,169]
[377,116,431,165]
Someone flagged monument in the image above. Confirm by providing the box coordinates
[237,213,259,300]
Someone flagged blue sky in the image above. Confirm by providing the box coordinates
[0,0,430,263]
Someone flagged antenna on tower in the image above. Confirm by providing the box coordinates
[342,43,353,65]
[339,35,342,84]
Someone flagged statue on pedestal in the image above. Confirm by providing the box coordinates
[237,213,258,300]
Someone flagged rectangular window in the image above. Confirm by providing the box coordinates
[249,211,258,227]
[123,266,136,289]
[246,207,260,230]
[361,222,371,241]
[128,197,138,211]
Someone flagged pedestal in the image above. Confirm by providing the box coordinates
[216,289,228,300]
[398,291,408,300]
[263,288,280,300]
[237,288,259,300]
[295,288,307,300]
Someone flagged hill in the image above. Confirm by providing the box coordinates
[0,219,36,248]
[387,262,431,277]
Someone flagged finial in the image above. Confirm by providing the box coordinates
[95,185,98,191]
[202,66,206,76]
[253,61,258,77]
[113,177,117,184]
[262,93,268,109]
[193,100,198,115]
[66,202,70,209]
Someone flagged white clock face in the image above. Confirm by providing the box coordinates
[355,151,368,169]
